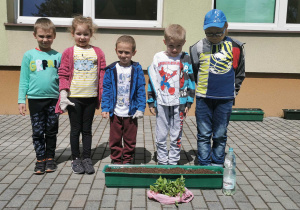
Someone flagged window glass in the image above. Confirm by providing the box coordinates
[287,0,300,23]
[20,0,83,17]
[95,0,157,20]
[216,0,276,23]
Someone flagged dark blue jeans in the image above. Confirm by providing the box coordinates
[29,99,59,160]
[195,97,233,166]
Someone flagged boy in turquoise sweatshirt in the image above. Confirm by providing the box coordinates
[18,18,61,174]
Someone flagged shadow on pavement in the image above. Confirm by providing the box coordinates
[55,142,154,165]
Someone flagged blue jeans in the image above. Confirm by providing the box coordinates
[195,97,233,166]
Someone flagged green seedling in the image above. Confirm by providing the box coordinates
[150,175,186,197]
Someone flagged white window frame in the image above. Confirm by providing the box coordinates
[15,0,163,28]
[213,0,300,32]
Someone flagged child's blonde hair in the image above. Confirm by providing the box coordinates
[70,15,96,35]
[115,35,136,52]
[164,24,186,42]
[34,18,56,35]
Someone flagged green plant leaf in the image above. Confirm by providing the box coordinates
[149,176,186,198]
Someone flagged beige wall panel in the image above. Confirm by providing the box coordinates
[163,0,211,51]
[6,29,73,66]
[229,33,300,73]
[5,29,165,69]
[98,31,165,68]
[0,1,8,66]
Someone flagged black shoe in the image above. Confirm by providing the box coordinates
[45,158,57,173]
[34,160,45,174]
[82,158,95,174]
[71,158,85,174]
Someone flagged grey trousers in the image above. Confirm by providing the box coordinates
[155,104,182,165]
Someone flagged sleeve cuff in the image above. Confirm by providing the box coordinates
[148,103,155,108]
[186,102,192,109]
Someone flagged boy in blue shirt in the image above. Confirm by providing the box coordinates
[18,18,61,174]
[190,9,245,167]
[101,35,146,164]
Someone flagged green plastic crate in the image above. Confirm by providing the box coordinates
[230,108,264,121]
[102,164,223,189]
[283,109,300,120]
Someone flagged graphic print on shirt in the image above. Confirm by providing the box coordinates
[159,67,177,95]
[74,54,95,71]
[209,41,233,75]
[117,73,131,108]
[70,46,98,97]
[74,53,97,72]
[157,60,180,106]
[30,59,60,72]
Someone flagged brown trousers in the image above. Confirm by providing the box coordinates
[109,115,137,164]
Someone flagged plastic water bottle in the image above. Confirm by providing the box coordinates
[224,147,236,168]
[223,148,236,195]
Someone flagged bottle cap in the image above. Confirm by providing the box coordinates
[229,148,233,152]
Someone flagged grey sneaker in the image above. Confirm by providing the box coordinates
[82,158,95,174]
[71,158,85,174]
[45,158,57,173]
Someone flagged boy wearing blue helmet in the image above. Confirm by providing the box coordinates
[190,9,245,167]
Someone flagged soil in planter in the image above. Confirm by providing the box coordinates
[106,167,221,174]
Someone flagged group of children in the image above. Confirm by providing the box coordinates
[18,9,245,174]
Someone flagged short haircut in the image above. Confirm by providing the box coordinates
[116,35,136,52]
[71,15,96,36]
[34,18,56,35]
[164,24,186,42]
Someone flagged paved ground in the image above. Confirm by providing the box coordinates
[0,115,300,210]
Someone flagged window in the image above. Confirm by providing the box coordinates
[15,0,163,28]
[214,0,300,31]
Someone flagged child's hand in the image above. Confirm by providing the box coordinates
[185,107,190,114]
[101,112,109,119]
[60,90,75,112]
[181,107,190,120]
[18,103,26,116]
[150,107,156,116]
[133,110,144,119]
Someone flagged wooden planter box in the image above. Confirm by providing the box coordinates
[283,109,300,120]
[230,108,264,121]
[102,164,223,189]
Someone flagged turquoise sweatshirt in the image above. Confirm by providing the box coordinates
[18,49,62,104]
